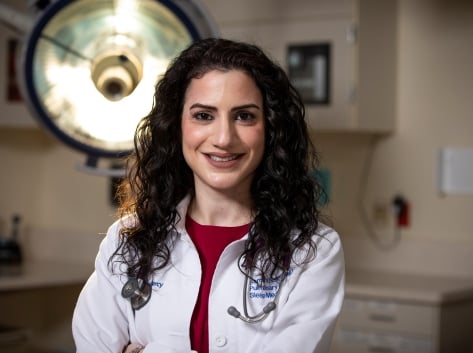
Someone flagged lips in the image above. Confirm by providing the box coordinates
[208,154,240,162]
[204,153,243,167]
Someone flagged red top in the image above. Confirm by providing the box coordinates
[186,215,250,353]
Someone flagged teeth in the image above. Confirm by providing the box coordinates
[209,154,238,162]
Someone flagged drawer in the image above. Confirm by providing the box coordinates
[331,328,433,353]
[338,298,437,336]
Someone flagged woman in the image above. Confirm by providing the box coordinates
[72,38,344,353]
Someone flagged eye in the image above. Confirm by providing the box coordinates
[193,112,213,121]
[235,111,256,122]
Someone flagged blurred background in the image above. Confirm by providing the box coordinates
[0,0,472,352]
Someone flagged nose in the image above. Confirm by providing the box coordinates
[212,116,235,148]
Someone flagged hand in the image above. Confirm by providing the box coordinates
[123,343,145,353]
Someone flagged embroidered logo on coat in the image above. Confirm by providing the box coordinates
[150,281,164,289]
[248,268,293,300]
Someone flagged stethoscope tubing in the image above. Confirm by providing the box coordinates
[227,273,282,323]
[123,270,284,323]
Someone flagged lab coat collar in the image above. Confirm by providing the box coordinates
[173,194,250,243]
[171,194,248,280]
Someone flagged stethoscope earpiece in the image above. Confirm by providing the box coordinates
[227,306,242,318]
[227,275,281,323]
[122,278,152,311]
[262,301,276,313]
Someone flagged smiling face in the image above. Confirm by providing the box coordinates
[181,69,265,198]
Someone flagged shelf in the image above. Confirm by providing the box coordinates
[0,260,92,292]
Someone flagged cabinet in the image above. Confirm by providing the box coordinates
[333,298,436,353]
[3,0,398,131]
[331,270,473,353]
[0,260,92,352]
[204,0,398,132]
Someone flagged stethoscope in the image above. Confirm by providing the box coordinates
[122,273,283,323]
[227,274,282,323]
[121,277,152,311]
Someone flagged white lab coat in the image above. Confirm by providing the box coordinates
[72,196,345,353]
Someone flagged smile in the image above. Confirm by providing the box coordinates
[207,154,241,162]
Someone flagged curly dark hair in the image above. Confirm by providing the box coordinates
[112,38,324,281]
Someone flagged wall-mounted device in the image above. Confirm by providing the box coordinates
[287,43,331,105]
[0,0,218,175]
[438,147,473,195]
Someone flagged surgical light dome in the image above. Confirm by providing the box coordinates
[0,0,218,171]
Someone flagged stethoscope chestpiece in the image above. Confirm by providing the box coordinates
[122,277,152,310]
[121,278,140,298]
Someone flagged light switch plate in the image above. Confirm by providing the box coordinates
[438,148,473,194]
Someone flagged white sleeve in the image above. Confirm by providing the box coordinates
[72,221,131,353]
[260,228,345,353]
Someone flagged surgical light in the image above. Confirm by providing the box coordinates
[0,0,218,174]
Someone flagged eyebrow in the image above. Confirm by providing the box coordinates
[189,103,261,111]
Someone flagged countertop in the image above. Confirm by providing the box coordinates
[346,269,473,305]
[0,260,92,291]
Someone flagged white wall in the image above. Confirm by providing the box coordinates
[315,0,473,277]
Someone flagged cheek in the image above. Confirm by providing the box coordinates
[181,120,193,161]
[181,119,208,164]
[248,129,266,160]
[182,130,206,151]
[181,119,197,147]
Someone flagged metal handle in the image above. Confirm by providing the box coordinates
[368,313,396,323]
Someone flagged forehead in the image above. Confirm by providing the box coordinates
[184,69,262,103]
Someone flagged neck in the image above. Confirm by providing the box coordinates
[188,189,253,227]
